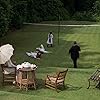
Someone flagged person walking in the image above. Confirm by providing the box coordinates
[47,32,53,47]
[69,41,81,68]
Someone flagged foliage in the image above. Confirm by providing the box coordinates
[1,0,100,37]
[72,11,94,21]
[10,0,27,29]
[0,0,27,36]
[0,0,11,36]
[74,0,95,11]
[92,0,100,21]
[0,0,70,37]
[70,0,100,21]
[26,0,70,22]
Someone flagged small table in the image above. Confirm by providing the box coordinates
[16,67,36,91]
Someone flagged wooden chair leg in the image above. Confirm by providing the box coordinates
[55,87,58,92]
[26,85,28,91]
[63,81,65,89]
[87,80,90,89]
[55,84,59,93]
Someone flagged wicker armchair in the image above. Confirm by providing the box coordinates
[45,69,68,92]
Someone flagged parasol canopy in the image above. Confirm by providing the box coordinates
[0,44,14,64]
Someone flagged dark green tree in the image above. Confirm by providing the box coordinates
[0,0,11,36]
[10,0,27,29]
[26,0,69,22]
[92,0,100,21]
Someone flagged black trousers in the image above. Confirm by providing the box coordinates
[72,58,77,68]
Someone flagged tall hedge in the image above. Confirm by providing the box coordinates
[26,0,69,22]
[92,0,100,21]
[10,0,27,29]
[0,0,11,36]
[0,0,70,37]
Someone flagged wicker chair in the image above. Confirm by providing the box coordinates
[45,69,68,92]
[1,64,16,85]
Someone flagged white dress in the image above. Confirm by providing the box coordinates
[7,59,16,67]
[36,44,51,53]
[26,52,37,58]
[47,33,53,45]
[4,59,16,74]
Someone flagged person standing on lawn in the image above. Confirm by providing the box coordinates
[47,32,53,47]
[69,41,81,68]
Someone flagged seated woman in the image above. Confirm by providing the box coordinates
[6,59,16,67]
[2,59,16,74]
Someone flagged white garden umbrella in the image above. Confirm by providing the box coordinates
[0,44,14,64]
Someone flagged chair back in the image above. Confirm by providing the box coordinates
[56,69,68,82]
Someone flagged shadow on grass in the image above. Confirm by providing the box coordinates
[36,79,82,92]
[65,84,82,91]
[36,78,45,89]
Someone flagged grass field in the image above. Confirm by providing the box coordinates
[0,21,100,100]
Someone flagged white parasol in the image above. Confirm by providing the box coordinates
[0,44,14,64]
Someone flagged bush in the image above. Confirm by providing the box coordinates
[0,0,70,36]
[10,14,23,29]
[26,0,70,22]
[0,0,11,37]
[72,11,93,21]
[92,14,100,22]
[92,0,100,22]
[10,0,27,29]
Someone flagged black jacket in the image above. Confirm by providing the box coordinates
[69,45,81,60]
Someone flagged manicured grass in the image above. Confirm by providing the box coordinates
[0,21,100,100]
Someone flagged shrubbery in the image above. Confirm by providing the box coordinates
[92,0,100,21]
[1,0,100,37]
[0,0,10,36]
[0,0,70,37]
[26,0,70,22]
[72,0,100,22]
[72,11,94,21]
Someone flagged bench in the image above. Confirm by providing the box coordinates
[87,69,100,89]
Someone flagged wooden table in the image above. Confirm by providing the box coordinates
[16,67,36,91]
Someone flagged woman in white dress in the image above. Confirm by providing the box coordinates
[7,59,16,67]
[26,50,41,59]
[36,44,50,53]
[3,59,16,74]
[47,32,53,47]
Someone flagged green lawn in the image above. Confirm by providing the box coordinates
[0,21,100,100]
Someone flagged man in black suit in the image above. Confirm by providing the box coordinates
[69,41,81,68]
